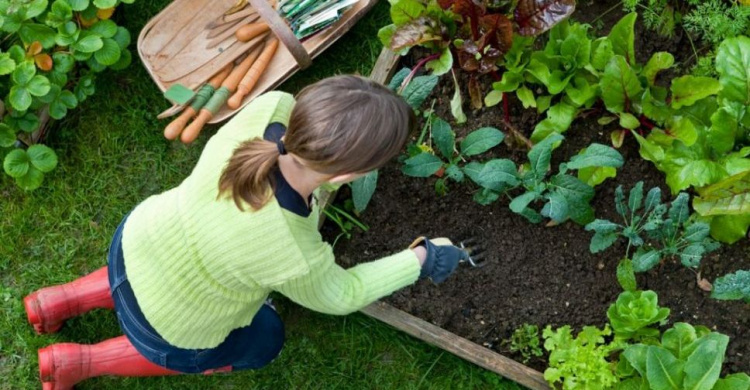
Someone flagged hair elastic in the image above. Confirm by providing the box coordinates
[276,139,287,155]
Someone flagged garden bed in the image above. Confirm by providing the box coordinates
[323,0,750,378]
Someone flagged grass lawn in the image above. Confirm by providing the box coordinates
[0,1,522,389]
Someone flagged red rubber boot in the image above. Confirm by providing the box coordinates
[24,266,115,334]
[38,336,232,389]
[38,336,180,390]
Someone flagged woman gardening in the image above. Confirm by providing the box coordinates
[24,75,470,389]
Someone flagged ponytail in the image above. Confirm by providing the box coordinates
[218,138,280,211]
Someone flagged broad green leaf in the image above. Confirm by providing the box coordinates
[46,0,73,28]
[551,174,595,221]
[493,71,523,93]
[389,0,424,25]
[708,106,739,154]
[26,144,57,173]
[591,37,614,71]
[4,149,30,178]
[525,59,550,86]
[585,219,620,234]
[708,214,750,244]
[450,71,466,124]
[402,153,442,177]
[537,95,552,113]
[620,112,640,129]
[112,26,131,49]
[670,76,721,109]
[9,86,32,111]
[445,164,463,182]
[643,52,674,86]
[66,0,90,11]
[669,117,697,146]
[608,13,636,65]
[578,165,616,187]
[682,223,710,243]
[73,33,104,53]
[93,0,117,8]
[546,70,574,95]
[431,117,454,159]
[531,102,577,143]
[516,86,536,109]
[519,207,543,223]
[644,187,662,212]
[19,23,56,49]
[109,48,131,71]
[669,193,690,223]
[473,188,500,205]
[351,170,378,213]
[401,74,438,111]
[662,323,699,360]
[89,19,117,38]
[528,134,564,177]
[567,143,624,170]
[0,124,16,147]
[694,171,750,216]
[680,244,705,268]
[629,181,644,212]
[565,76,597,107]
[378,25,397,53]
[484,90,503,107]
[477,159,519,191]
[711,270,749,302]
[12,62,36,85]
[26,75,51,96]
[632,249,661,272]
[664,159,726,194]
[683,334,729,390]
[15,166,45,190]
[26,0,49,18]
[94,37,121,65]
[510,191,539,213]
[632,131,665,162]
[643,87,673,123]
[615,184,628,217]
[617,258,637,291]
[460,128,504,156]
[463,161,483,185]
[715,36,750,105]
[542,191,570,222]
[52,52,75,73]
[646,346,685,390]
[425,47,451,76]
[0,52,16,75]
[713,373,750,390]
[601,55,643,113]
[623,344,649,378]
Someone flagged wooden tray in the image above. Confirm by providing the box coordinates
[137,0,378,124]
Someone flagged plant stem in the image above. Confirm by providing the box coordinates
[503,93,511,123]
[398,53,442,95]
[327,204,369,232]
[500,119,534,150]
[639,115,656,130]
[590,1,624,26]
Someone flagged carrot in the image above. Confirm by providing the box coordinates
[227,37,279,109]
[163,63,232,140]
[236,22,270,42]
[181,42,266,143]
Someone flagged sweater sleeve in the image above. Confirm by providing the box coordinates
[273,247,421,315]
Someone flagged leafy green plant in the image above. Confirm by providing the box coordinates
[606,290,669,341]
[542,324,622,389]
[506,324,543,363]
[402,114,505,195]
[619,322,737,390]
[468,134,623,225]
[1,0,135,190]
[323,202,369,248]
[585,182,720,279]
[711,269,750,303]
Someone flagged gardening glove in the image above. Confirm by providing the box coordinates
[409,237,469,284]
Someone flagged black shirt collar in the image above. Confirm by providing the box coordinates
[263,123,312,217]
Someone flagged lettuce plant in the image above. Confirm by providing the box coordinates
[711,269,750,303]
[507,323,543,363]
[606,290,669,341]
[1,0,135,190]
[467,134,623,224]
[542,324,622,389]
[620,322,741,390]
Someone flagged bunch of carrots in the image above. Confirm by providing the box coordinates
[164,23,278,143]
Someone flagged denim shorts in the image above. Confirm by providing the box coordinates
[107,215,285,373]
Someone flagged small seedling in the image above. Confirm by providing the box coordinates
[323,201,369,248]
[506,324,543,363]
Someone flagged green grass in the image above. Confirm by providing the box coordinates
[0,1,523,389]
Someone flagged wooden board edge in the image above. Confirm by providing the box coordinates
[360,302,551,390]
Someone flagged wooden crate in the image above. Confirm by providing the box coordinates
[137,0,378,124]
[318,48,551,390]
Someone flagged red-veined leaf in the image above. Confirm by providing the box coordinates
[514,0,575,36]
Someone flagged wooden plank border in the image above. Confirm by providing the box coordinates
[317,47,550,390]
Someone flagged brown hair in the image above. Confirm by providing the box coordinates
[218,75,416,211]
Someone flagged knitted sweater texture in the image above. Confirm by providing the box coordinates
[122,92,421,349]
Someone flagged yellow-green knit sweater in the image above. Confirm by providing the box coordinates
[122,91,421,349]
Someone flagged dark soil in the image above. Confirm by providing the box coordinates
[322,0,749,375]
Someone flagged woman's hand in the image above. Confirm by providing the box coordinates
[410,237,469,283]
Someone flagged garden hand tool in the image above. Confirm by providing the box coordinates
[181,42,266,143]
[227,37,279,109]
[410,237,470,283]
[164,63,233,140]
[458,238,487,267]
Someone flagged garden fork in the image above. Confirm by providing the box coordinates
[459,238,487,268]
